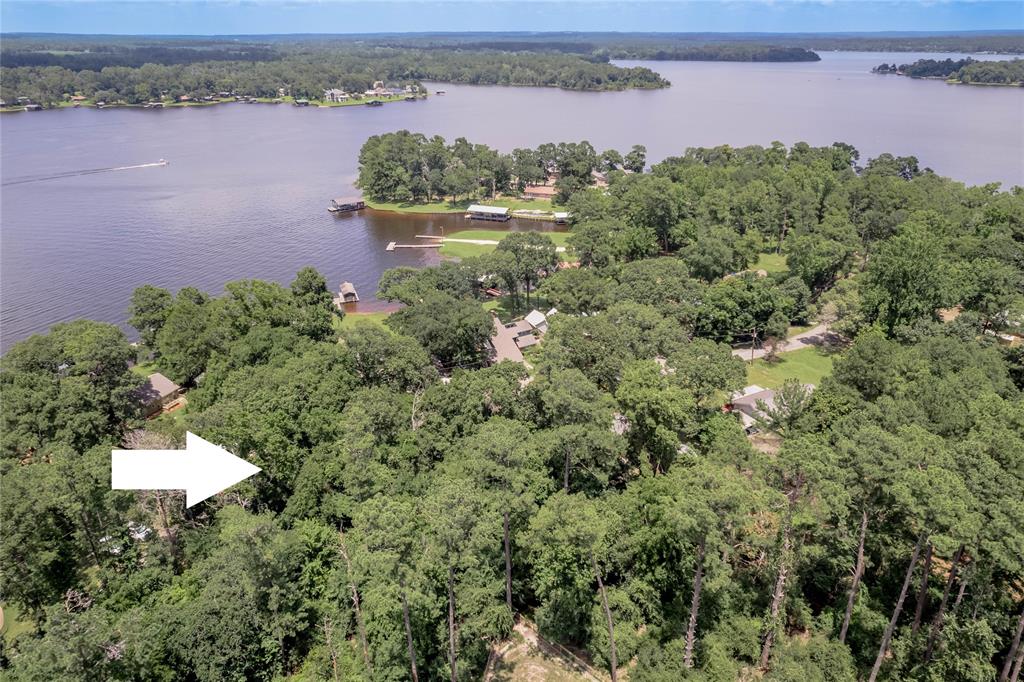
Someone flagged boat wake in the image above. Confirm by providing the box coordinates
[2,160,168,187]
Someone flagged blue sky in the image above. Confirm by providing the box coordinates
[2,1,1022,35]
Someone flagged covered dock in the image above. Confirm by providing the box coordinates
[329,196,365,213]
[466,204,511,222]
[333,281,359,308]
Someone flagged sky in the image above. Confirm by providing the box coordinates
[1,0,1022,35]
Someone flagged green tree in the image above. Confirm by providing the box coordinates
[494,232,559,308]
[386,292,492,368]
[128,284,173,349]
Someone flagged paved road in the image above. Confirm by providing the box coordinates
[732,323,830,361]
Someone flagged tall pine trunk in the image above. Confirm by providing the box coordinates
[338,528,372,674]
[840,509,868,644]
[998,603,1024,682]
[448,565,458,682]
[868,532,925,682]
[1011,642,1024,682]
[592,552,618,682]
[924,544,964,663]
[912,542,932,635]
[503,509,513,613]
[400,578,419,682]
[684,536,706,669]
[760,521,793,670]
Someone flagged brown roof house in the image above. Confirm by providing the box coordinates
[135,372,182,417]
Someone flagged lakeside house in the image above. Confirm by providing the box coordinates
[466,204,511,222]
[135,372,183,417]
[524,309,550,334]
[728,385,775,432]
[488,309,556,364]
[323,88,349,102]
[727,383,815,434]
[489,317,525,364]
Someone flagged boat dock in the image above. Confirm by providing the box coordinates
[386,241,442,251]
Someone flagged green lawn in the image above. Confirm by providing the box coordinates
[131,360,159,378]
[483,295,553,319]
[335,311,392,332]
[2,603,34,643]
[747,346,834,389]
[752,252,789,274]
[310,94,409,107]
[439,229,569,259]
[367,197,554,215]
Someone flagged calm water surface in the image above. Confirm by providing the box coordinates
[1,52,1021,350]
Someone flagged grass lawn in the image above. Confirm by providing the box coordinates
[2,603,34,643]
[439,229,570,260]
[753,252,789,274]
[311,94,408,107]
[483,295,553,319]
[335,311,392,332]
[747,346,834,389]
[131,360,159,378]
[367,197,554,215]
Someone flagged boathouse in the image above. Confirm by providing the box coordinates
[339,282,359,303]
[466,205,511,222]
[329,197,365,213]
[294,99,310,107]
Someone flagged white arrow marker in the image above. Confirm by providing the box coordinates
[112,432,261,508]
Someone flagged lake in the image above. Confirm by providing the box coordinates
[1,52,1021,351]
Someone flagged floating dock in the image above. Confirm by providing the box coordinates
[386,241,442,251]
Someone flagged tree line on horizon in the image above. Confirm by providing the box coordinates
[1,139,1023,681]
[0,40,672,106]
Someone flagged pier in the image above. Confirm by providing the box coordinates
[386,241,442,251]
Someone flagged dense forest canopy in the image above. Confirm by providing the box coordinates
[0,46,668,106]
[356,131,648,205]
[874,57,1024,85]
[2,133,1023,680]
[5,32,1023,106]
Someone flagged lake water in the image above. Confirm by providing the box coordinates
[1,52,1021,351]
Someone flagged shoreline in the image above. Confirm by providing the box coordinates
[1,92,420,113]
[364,197,559,217]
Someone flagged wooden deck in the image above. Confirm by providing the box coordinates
[386,241,442,251]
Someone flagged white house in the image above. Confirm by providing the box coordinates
[525,309,549,334]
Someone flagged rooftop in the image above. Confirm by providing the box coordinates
[490,316,525,364]
[135,372,181,404]
[467,204,510,216]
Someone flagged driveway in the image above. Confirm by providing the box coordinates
[732,323,832,361]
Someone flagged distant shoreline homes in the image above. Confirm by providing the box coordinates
[0,81,427,112]
[872,57,1024,86]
